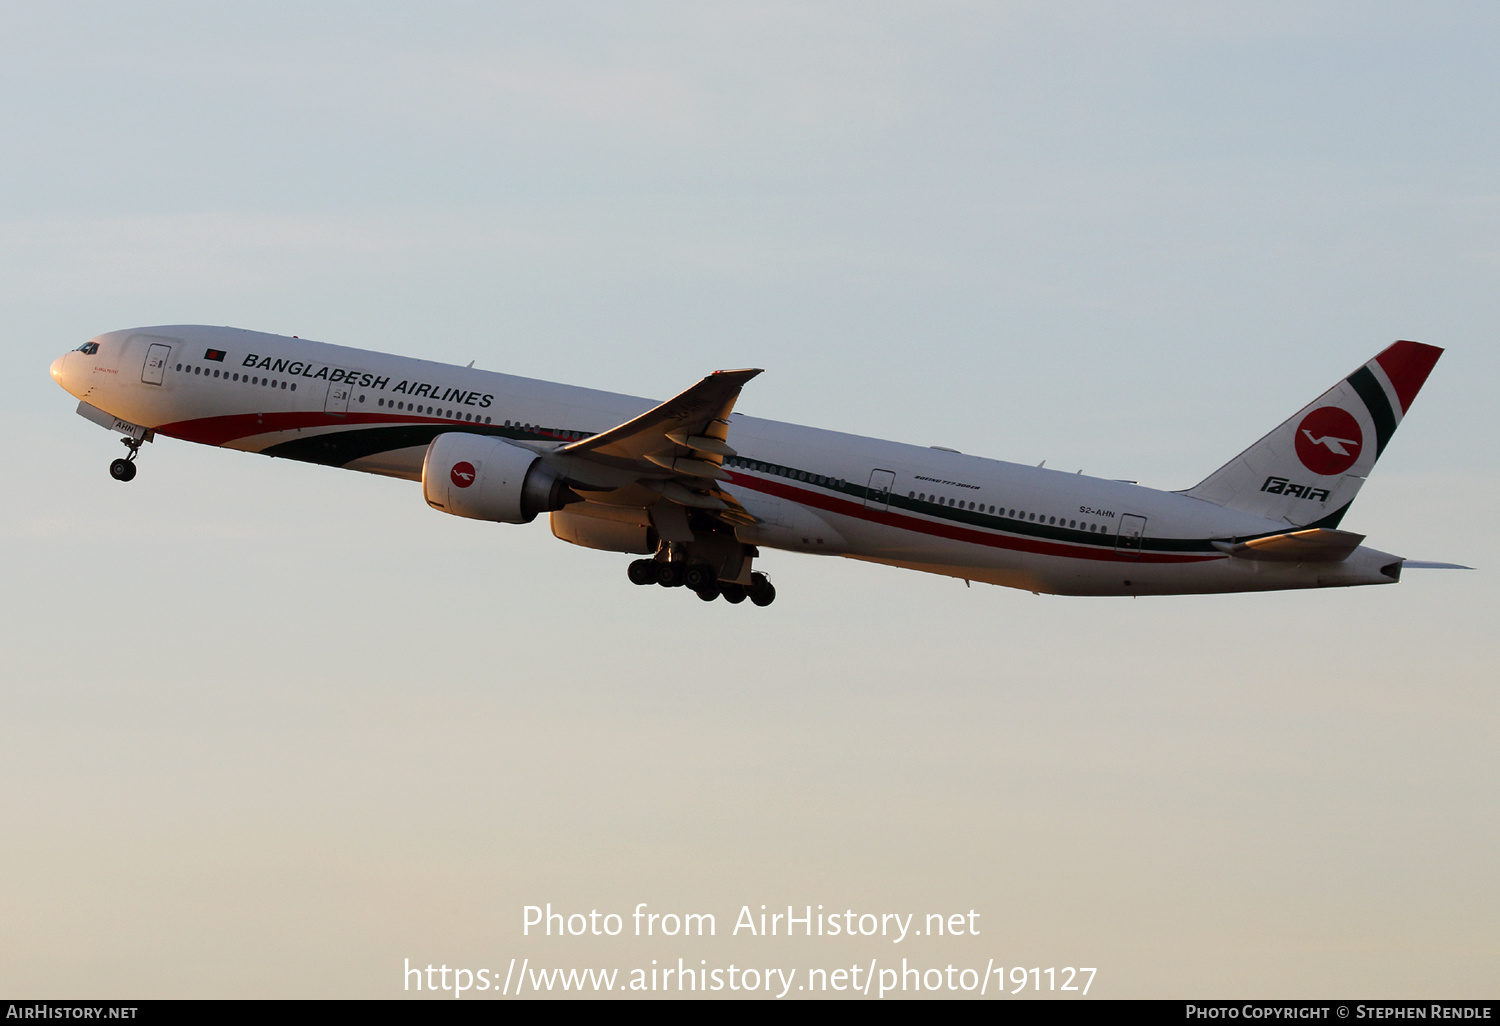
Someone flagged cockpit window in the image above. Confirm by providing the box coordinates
[75,342,99,355]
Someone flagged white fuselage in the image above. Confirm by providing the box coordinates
[51,325,1404,596]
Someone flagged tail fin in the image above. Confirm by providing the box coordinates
[1180,340,1442,528]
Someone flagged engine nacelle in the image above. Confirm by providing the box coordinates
[550,505,657,554]
[422,432,573,524]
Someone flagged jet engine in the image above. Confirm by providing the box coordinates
[422,432,575,524]
[550,505,657,554]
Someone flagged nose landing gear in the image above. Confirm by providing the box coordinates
[109,436,143,482]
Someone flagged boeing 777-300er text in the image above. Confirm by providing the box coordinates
[50,327,1465,606]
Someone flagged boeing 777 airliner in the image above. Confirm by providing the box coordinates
[50,327,1461,606]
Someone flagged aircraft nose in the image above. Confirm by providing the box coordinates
[51,351,81,397]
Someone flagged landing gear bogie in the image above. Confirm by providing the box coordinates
[682,560,717,592]
[748,572,776,607]
[624,558,775,607]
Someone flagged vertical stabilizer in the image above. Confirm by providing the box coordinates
[1180,341,1442,527]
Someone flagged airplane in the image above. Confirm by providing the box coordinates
[49,326,1466,606]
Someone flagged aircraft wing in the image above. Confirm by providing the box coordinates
[528,368,763,524]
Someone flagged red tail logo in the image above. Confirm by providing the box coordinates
[450,461,477,488]
[1294,407,1362,475]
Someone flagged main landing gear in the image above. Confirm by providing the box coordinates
[109,436,143,482]
[627,558,776,607]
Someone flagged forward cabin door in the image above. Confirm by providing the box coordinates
[1116,514,1147,557]
[140,343,171,385]
[864,469,896,511]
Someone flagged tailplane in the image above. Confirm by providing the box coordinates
[1181,340,1442,527]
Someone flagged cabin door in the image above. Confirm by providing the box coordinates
[1116,514,1147,557]
[864,469,896,511]
[325,376,352,415]
[141,343,171,385]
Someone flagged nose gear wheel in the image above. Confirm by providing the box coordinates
[110,435,144,482]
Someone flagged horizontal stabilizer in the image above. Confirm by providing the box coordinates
[1212,528,1366,562]
[1401,561,1474,570]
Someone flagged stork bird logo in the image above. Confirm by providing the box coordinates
[1300,430,1360,457]
[1294,407,1364,476]
[450,461,477,488]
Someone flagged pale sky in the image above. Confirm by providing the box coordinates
[2,1,1496,999]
